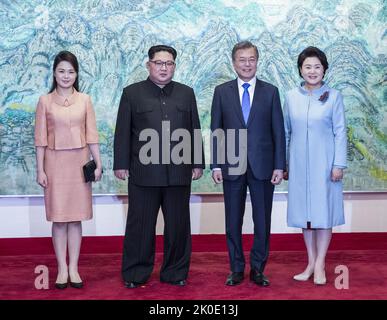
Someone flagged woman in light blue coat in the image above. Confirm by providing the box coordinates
[283,47,347,285]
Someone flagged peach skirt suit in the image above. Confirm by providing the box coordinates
[34,90,99,222]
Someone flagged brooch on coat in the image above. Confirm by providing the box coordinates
[319,91,329,103]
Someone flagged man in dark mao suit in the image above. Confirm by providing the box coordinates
[211,41,286,286]
[114,45,204,288]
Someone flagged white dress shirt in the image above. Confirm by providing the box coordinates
[213,77,256,172]
[237,77,256,107]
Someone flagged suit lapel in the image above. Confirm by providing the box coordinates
[247,78,263,126]
[228,79,245,126]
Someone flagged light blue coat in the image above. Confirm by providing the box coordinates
[284,82,347,228]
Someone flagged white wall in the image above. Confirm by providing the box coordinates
[0,192,386,238]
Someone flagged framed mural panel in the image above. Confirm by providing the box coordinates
[0,0,386,194]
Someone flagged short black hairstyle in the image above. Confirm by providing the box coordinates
[49,50,79,93]
[148,45,177,60]
[297,46,329,77]
[232,41,259,61]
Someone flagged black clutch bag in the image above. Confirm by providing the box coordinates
[83,160,102,182]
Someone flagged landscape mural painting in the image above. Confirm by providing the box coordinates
[0,0,386,194]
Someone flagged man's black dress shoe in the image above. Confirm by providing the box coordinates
[55,282,68,289]
[124,281,143,289]
[161,279,187,286]
[250,270,270,287]
[225,272,244,286]
[170,280,186,286]
[70,281,83,289]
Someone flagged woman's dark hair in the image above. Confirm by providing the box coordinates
[49,50,79,93]
[297,46,328,77]
[148,45,177,60]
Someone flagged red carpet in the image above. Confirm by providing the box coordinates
[0,233,386,300]
[1,233,387,256]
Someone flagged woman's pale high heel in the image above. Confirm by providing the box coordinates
[313,270,327,285]
[293,271,313,281]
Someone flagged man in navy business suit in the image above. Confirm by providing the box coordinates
[210,41,286,286]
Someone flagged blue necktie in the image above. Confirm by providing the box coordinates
[242,83,251,124]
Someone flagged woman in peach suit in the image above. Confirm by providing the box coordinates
[35,51,102,289]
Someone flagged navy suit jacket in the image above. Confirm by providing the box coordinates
[210,78,286,180]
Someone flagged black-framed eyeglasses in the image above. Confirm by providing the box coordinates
[149,60,176,68]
